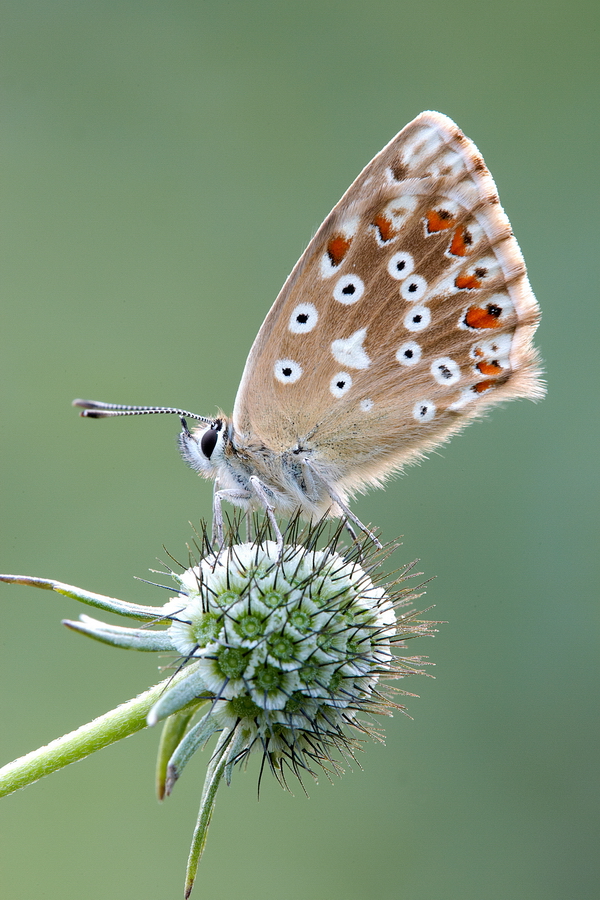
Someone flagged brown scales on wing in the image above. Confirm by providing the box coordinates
[232,112,543,484]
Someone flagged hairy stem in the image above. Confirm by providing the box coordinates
[0,667,196,798]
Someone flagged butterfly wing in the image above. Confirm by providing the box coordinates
[232,111,543,495]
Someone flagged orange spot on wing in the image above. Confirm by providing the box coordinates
[476,360,503,375]
[455,274,482,290]
[464,305,503,329]
[426,209,455,232]
[372,213,396,243]
[326,235,352,266]
[450,226,472,256]
[472,379,495,393]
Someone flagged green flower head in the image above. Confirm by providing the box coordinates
[2,519,437,899]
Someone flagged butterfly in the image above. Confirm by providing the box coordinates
[74,111,543,549]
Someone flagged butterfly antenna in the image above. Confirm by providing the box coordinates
[72,399,212,424]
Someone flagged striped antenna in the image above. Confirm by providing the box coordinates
[72,399,212,424]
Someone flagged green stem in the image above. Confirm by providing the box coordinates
[0,667,195,798]
[184,730,233,898]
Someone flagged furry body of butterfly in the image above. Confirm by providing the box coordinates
[74,111,543,544]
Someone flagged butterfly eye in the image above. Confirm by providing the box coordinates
[200,426,220,460]
[387,251,415,280]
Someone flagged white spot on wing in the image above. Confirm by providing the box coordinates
[470,333,512,361]
[387,251,414,280]
[401,126,444,170]
[331,328,371,370]
[448,389,476,410]
[403,306,431,332]
[288,303,318,334]
[333,274,365,305]
[360,398,374,411]
[330,372,352,398]
[373,197,418,243]
[400,274,428,302]
[396,341,422,366]
[471,254,499,277]
[412,400,436,423]
[274,359,303,384]
[427,150,467,178]
[431,357,461,385]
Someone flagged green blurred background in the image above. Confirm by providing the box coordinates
[1,1,597,898]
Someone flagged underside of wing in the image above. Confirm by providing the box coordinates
[232,111,543,492]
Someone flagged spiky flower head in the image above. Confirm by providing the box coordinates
[5,518,436,898]
[158,536,423,790]
[141,520,434,895]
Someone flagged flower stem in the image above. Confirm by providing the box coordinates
[184,730,233,898]
[0,667,196,798]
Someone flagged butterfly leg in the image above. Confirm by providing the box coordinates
[249,476,284,555]
[302,459,382,549]
[344,520,359,543]
[341,519,367,563]
[212,485,252,549]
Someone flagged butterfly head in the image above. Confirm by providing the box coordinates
[179,416,232,479]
